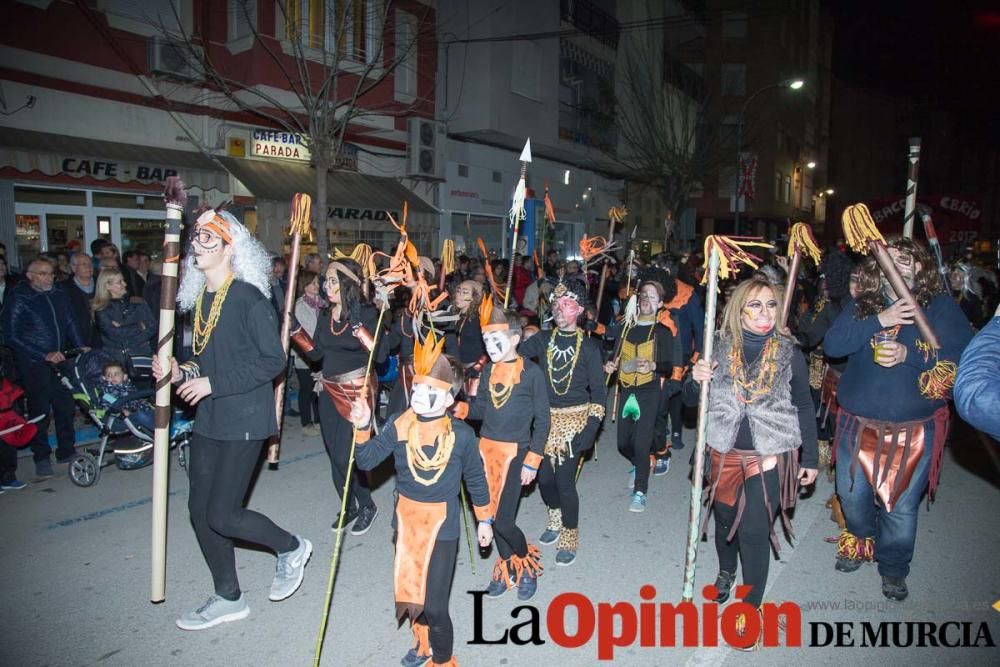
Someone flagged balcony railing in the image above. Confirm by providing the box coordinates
[560,0,620,49]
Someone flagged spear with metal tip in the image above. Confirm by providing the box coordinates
[504,139,531,308]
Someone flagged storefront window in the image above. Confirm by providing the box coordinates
[92,192,165,211]
[451,213,504,259]
[15,215,41,264]
[15,186,86,206]
[121,218,166,258]
[45,214,85,253]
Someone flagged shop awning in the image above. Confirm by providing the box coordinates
[218,156,438,215]
[0,127,229,193]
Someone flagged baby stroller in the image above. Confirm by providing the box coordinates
[55,349,192,487]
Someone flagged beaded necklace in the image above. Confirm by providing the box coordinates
[329,307,350,336]
[729,334,780,404]
[192,274,234,355]
[546,329,583,396]
[489,356,523,409]
[405,416,456,486]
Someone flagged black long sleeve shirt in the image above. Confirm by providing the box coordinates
[518,329,607,409]
[383,310,417,362]
[190,280,287,441]
[355,412,491,540]
[306,303,381,376]
[466,357,551,454]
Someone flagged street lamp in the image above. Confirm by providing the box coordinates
[825,188,835,195]
[806,161,817,169]
[734,78,805,231]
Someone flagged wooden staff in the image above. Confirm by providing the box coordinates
[917,204,950,295]
[151,176,186,603]
[778,222,821,330]
[681,234,772,602]
[268,194,312,464]
[313,306,386,666]
[902,137,922,239]
[681,248,719,602]
[843,203,940,349]
[594,208,624,316]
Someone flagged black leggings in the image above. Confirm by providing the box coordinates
[653,388,683,456]
[318,392,374,511]
[188,434,297,600]
[712,467,779,608]
[617,389,660,494]
[419,539,457,661]
[538,448,581,529]
[494,449,529,560]
[295,368,320,427]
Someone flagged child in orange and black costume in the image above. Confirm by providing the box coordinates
[349,331,493,667]
[454,297,550,600]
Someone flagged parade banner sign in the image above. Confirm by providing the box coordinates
[865,194,983,245]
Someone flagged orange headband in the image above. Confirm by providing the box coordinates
[412,374,453,392]
[195,211,233,244]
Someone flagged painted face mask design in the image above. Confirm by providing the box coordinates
[411,382,449,416]
[553,296,583,329]
[483,330,514,363]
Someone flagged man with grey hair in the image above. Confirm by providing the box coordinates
[2,258,85,479]
[61,253,97,346]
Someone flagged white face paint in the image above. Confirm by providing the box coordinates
[410,382,453,416]
[483,330,519,363]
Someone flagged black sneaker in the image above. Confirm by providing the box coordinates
[881,575,908,601]
[835,557,864,573]
[350,504,379,536]
[714,570,737,603]
[399,647,431,667]
[671,432,686,451]
[331,504,359,532]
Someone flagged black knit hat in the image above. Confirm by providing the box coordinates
[552,276,589,306]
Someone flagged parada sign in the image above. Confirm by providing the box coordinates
[251,128,311,162]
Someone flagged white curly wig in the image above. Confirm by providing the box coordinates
[176,209,273,311]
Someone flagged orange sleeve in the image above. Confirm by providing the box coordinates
[474,504,492,522]
[451,401,469,420]
[354,427,371,444]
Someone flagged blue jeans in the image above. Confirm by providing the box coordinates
[835,413,935,578]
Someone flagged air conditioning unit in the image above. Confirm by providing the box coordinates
[149,38,202,81]
[406,118,446,181]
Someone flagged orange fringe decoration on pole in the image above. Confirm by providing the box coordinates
[919,361,957,400]
[476,237,506,303]
[700,235,773,285]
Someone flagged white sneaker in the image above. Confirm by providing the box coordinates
[269,535,313,601]
[176,594,250,631]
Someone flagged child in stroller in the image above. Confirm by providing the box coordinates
[56,349,192,487]
[96,359,155,432]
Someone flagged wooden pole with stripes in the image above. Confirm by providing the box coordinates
[151,176,186,603]
[901,137,922,239]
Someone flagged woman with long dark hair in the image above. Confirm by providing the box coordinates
[292,258,382,536]
[687,276,818,648]
[448,280,487,397]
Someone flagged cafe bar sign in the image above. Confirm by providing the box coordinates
[251,128,311,162]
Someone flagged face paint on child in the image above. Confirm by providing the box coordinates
[483,330,519,363]
[411,382,453,416]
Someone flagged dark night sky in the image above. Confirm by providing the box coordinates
[827,0,1000,120]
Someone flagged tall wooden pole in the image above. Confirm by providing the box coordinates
[151,177,186,603]
[681,248,720,602]
[902,138,922,239]
[268,194,312,464]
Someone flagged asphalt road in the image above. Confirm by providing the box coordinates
[3,415,998,666]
